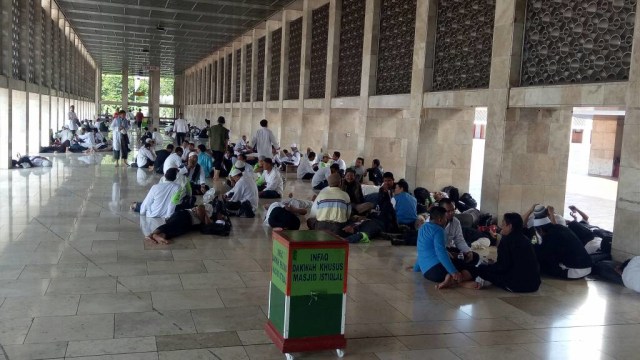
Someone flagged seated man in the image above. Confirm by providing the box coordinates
[154,144,174,174]
[391,179,418,228]
[523,203,567,228]
[196,144,213,178]
[364,159,383,186]
[259,158,283,199]
[133,141,156,169]
[342,216,381,244]
[332,151,347,174]
[186,154,206,188]
[224,168,259,217]
[147,203,218,244]
[413,206,475,289]
[533,215,592,279]
[462,213,541,292]
[163,146,184,174]
[311,163,340,191]
[307,174,352,236]
[152,127,163,144]
[353,157,366,183]
[313,153,331,171]
[297,152,316,180]
[264,194,314,230]
[369,172,399,233]
[282,144,301,167]
[440,198,479,266]
[341,168,374,214]
[133,168,181,218]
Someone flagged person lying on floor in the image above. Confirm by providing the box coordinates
[592,257,640,293]
[12,155,52,168]
[263,193,315,230]
[341,216,382,243]
[532,214,592,279]
[412,206,476,289]
[460,213,541,292]
[146,203,222,244]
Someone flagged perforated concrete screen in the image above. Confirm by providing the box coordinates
[521,0,636,86]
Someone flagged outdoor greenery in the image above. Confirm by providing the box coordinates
[101,74,175,118]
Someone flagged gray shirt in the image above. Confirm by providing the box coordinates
[445,217,471,253]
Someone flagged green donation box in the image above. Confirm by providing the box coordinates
[265,230,349,357]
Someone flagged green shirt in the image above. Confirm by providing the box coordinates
[209,124,229,152]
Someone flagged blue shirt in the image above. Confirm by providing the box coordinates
[393,192,417,225]
[413,222,457,275]
[198,152,213,178]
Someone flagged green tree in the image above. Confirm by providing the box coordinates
[101,74,123,101]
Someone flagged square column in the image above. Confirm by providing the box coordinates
[613,4,640,258]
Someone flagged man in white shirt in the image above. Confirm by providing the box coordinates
[75,129,96,153]
[252,119,279,158]
[311,163,340,190]
[134,168,181,218]
[163,146,184,174]
[225,168,259,217]
[68,105,79,135]
[151,128,163,145]
[234,135,251,155]
[264,195,314,230]
[135,141,157,169]
[332,151,347,173]
[259,158,283,199]
[173,113,189,145]
[297,151,316,180]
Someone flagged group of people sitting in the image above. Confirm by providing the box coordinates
[122,116,636,295]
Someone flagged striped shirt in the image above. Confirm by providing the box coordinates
[310,187,352,223]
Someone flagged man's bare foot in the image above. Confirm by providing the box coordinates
[405,266,414,272]
[272,227,284,232]
[436,274,457,290]
[144,236,158,244]
[151,233,171,244]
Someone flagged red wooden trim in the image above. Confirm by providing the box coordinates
[265,322,347,353]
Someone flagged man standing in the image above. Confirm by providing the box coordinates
[135,109,144,129]
[68,105,79,135]
[209,116,230,180]
[252,119,279,158]
[173,113,188,145]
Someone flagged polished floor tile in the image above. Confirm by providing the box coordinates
[0,153,635,359]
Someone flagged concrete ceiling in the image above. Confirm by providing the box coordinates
[56,0,293,76]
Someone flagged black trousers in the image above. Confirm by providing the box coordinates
[176,132,187,145]
[155,210,195,239]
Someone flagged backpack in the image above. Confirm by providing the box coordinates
[460,193,477,209]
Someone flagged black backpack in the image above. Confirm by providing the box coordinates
[200,219,232,236]
[460,193,477,209]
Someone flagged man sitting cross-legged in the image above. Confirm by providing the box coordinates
[224,168,259,217]
[412,206,476,289]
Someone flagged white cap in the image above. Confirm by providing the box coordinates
[533,217,552,227]
[145,138,153,143]
[234,160,246,169]
[291,143,298,148]
[229,168,242,177]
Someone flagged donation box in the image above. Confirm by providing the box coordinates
[265,230,349,357]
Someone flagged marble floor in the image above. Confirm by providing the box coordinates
[0,152,636,360]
